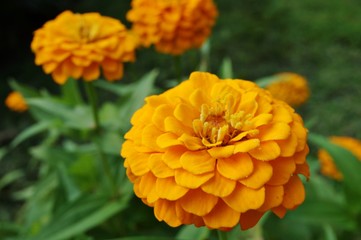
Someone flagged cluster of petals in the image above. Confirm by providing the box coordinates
[266,72,310,107]
[127,0,218,55]
[318,136,361,180]
[5,91,28,112]
[121,72,310,230]
[31,11,137,84]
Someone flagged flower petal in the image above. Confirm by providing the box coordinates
[189,88,209,108]
[162,146,186,169]
[154,200,182,227]
[175,169,214,189]
[223,183,265,213]
[138,172,159,203]
[201,170,236,197]
[156,177,188,200]
[178,134,204,150]
[127,152,150,176]
[217,153,253,180]
[179,189,218,216]
[233,139,260,153]
[272,206,287,218]
[259,122,291,141]
[239,210,265,230]
[267,157,296,185]
[239,160,273,189]
[83,62,100,81]
[249,141,281,161]
[277,132,298,157]
[156,132,182,148]
[207,145,235,159]
[149,153,174,178]
[282,175,305,209]
[258,185,284,212]
[141,124,163,151]
[203,200,240,229]
[152,104,174,130]
[180,150,215,174]
[174,103,198,126]
[164,116,193,136]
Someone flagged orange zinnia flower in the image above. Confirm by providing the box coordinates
[318,136,361,180]
[31,11,137,84]
[127,0,218,55]
[5,91,28,112]
[265,72,310,107]
[121,72,310,230]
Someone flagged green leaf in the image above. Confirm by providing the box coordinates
[322,224,337,240]
[289,200,356,230]
[107,237,175,240]
[56,162,81,202]
[219,57,233,79]
[94,79,136,97]
[198,39,210,72]
[0,169,24,190]
[121,69,159,124]
[8,79,40,98]
[27,98,93,130]
[254,75,278,88]
[11,121,52,147]
[176,225,210,240]
[0,147,7,162]
[308,133,361,212]
[98,131,123,156]
[27,194,130,240]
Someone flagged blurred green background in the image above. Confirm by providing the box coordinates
[0,0,361,239]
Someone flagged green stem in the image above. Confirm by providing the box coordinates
[217,230,228,240]
[84,81,116,196]
[84,81,100,133]
[173,55,182,83]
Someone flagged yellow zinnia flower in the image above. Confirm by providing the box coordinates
[31,11,137,84]
[265,72,310,107]
[5,91,28,112]
[318,136,361,180]
[127,0,218,55]
[121,72,310,230]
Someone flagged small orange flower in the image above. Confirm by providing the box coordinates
[31,11,137,84]
[265,72,310,107]
[318,136,361,180]
[127,0,218,55]
[5,91,28,112]
[121,72,310,230]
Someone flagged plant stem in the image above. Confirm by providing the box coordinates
[217,230,228,240]
[84,81,100,133]
[84,81,116,196]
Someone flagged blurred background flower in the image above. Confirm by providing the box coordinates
[318,136,361,180]
[121,72,309,230]
[127,0,218,55]
[31,10,137,84]
[5,91,28,112]
[261,72,310,107]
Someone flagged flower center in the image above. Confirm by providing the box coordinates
[77,17,99,43]
[192,94,252,147]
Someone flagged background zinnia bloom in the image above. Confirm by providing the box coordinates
[318,136,361,180]
[31,11,137,84]
[127,0,218,55]
[5,91,28,112]
[265,72,310,107]
[121,72,310,230]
